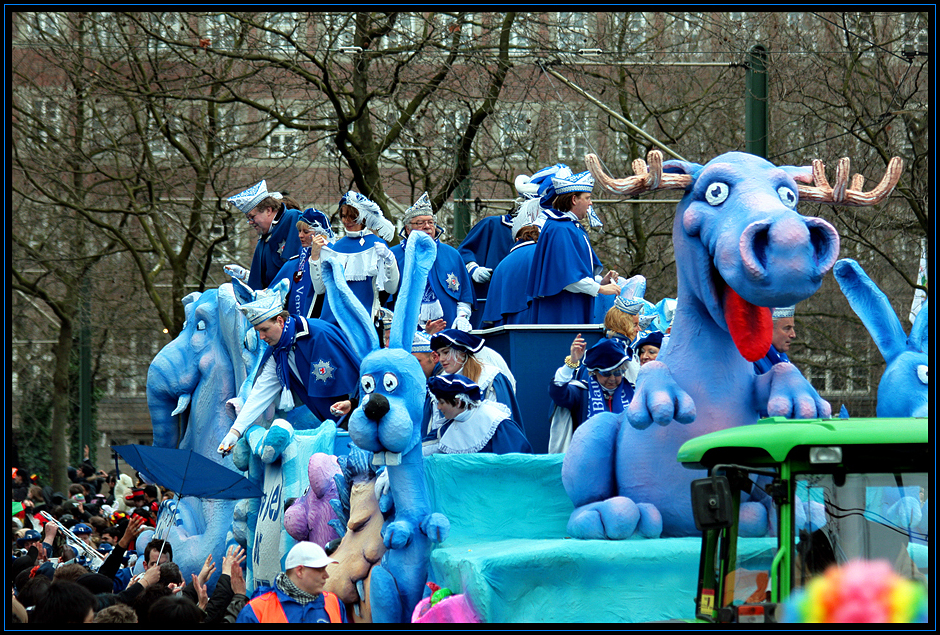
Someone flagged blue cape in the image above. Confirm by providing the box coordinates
[458,214,514,300]
[481,240,537,326]
[247,207,303,290]
[258,316,361,421]
[270,250,323,320]
[524,211,602,324]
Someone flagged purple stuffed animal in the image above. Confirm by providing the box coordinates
[284,453,342,546]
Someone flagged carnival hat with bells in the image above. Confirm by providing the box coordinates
[235,278,291,326]
[339,191,395,242]
[228,180,282,215]
[298,208,335,241]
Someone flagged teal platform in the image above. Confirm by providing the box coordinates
[423,453,775,623]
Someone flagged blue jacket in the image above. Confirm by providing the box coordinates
[247,207,303,290]
[237,586,346,623]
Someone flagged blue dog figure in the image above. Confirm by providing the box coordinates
[321,230,450,623]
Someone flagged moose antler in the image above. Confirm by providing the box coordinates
[585,150,692,198]
[796,156,904,206]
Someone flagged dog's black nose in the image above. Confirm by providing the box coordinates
[363,394,390,421]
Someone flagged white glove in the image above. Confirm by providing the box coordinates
[373,241,394,263]
[224,264,250,281]
[452,316,472,332]
[471,266,493,283]
[218,430,241,456]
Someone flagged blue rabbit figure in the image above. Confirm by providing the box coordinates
[833,258,928,417]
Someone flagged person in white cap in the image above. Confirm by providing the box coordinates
[524,170,620,324]
[224,180,304,290]
[236,541,345,623]
[387,192,475,332]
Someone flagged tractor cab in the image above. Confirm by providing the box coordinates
[677,417,928,623]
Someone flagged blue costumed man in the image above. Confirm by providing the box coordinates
[319,191,399,326]
[754,305,798,418]
[547,336,634,453]
[524,170,620,324]
[269,208,335,320]
[388,192,475,332]
[754,306,797,374]
[457,175,538,327]
[480,187,544,327]
[422,374,533,456]
[217,279,361,455]
[224,180,304,290]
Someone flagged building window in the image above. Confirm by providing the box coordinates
[509,15,538,55]
[265,12,302,51]
[496,110,533,162]
[204,13,240,50]
[557,112,592,162]
[31,97,60,143]
[605,12,646,51]
[145,13,187,53]
[555,12,590,52]
[323,12,356,49]
[268,118,297,158]
[383,13,424,50]
[18,12,65,41]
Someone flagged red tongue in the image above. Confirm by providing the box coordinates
[724,287,773,362]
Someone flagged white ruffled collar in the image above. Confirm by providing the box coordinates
[436,401,512,454]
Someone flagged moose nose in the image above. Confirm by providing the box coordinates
[363,394,390,421]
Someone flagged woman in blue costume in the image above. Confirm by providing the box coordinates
[318,191,399,326]
[422,374,532,456]
[217,280,361,455]
[524,170,620,324]
[429,329,525,435]
[224,180,304,290]
[547,337,635,453]
[269,208,335,319]
[388,192,474,332]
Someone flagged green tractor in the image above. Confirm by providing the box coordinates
[677,417,928,623]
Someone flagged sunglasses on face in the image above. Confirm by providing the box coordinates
[596,368,625,378]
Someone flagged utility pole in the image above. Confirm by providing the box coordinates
[453,176,471,242]
[745,45,769,158]
[78,275,93,461]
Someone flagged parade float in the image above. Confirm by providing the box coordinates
[127,150,927,623]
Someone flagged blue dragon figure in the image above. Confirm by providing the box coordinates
[560,150,903,539]
[321,230,450,623]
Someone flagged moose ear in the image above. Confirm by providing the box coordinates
[321,257,378,359]
[833,258,908,364]
[389,231,437,351]
[779,165,814,184]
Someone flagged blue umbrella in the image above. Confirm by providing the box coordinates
[111,445,262,499]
